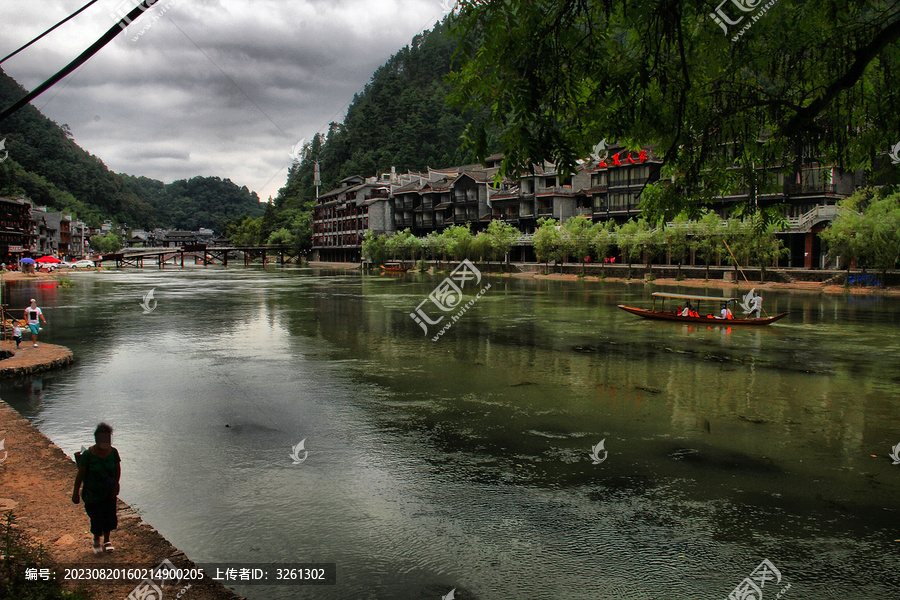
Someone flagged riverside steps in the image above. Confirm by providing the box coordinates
[0,400,246,600]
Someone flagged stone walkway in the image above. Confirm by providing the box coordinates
[0,341,74,379]
[0,402,245,599]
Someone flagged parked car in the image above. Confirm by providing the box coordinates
[71,259,95,268]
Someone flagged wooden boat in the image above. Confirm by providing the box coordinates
[618,292,789,326]
[380,262,409,273]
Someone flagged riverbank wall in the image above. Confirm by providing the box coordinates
[0,400,246,600]
[312,260,900,294]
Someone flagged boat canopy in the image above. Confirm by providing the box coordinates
[651,292,738,302]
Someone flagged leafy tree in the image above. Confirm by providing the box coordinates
[826,189,900,278]
[449,0,900,220]
[290,212,313,256]
[470,232,493,262]
[423,231,446,266]
[723,218,752,281]
[633,218,663,272]
[441,225,474,262]
[362,233,388,265]
[664,213,693,279]
[591,220,614,266]
[820,194,866,273]
[267,227,294,246]
[561,215,594,272]
[89,232,123,253]
[747,218,790,282]
[485,219,520,262]
[615,220,643,271]
[228,216,262,246]
[695,211,724,280]
[533,217,562,267]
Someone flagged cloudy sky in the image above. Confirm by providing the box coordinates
[0,0,455,202]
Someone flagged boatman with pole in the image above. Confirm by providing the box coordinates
[749,291,763,319]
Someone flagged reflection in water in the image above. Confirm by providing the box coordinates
[0,269,898,599]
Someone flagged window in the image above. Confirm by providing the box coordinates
[610,169,629,186]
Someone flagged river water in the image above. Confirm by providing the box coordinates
[1,266,898,599]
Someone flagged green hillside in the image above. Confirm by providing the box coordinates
[0,67,263,231]
[254,17,491,252]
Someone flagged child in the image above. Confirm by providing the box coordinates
[72,423,121,554]
[11,320,21,349]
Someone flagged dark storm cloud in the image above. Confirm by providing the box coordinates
[0,0,452,206]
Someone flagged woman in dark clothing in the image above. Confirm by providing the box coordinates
[72,423,121,554]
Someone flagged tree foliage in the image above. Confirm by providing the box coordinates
[450,0,900,218]
[533,217,562,265]
[820,188,900,275]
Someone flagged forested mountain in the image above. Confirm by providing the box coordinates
[1,16,478,244]
[254,17,490,250]
[0,67,263,231]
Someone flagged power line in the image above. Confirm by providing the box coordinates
[0,1,161,122]
[0,0,101,65]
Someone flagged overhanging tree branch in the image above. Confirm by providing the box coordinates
[780,16,900,137]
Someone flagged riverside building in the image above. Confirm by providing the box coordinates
[308,145,859,268]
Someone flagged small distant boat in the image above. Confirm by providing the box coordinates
[380,262,409,273]
[618,292,788,326]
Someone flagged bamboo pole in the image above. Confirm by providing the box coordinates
[723,238,768,317]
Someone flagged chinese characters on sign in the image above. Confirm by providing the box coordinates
[596,150,648,168]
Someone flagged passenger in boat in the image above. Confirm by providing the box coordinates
[718,303,733,319]
[681,300,693,317]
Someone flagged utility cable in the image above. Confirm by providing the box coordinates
[0,0,101,65]
[0,1,161,123]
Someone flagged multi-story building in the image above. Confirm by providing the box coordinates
[389,166,497,237]
[311,175,392,262]
[40,211,72,257]
[0,196,37,264]
[30,206,58,255]
[307,145,861,267]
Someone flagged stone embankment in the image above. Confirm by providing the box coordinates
[0,341,74,379]
[0,401,246,600]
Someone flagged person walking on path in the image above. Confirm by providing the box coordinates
[24,298,46,347]
[72,423,121,554]
[11,320,22,349]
